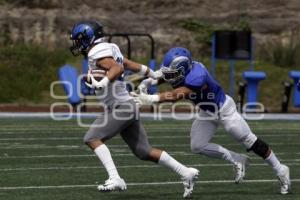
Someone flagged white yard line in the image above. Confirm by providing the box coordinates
[0,179,300,190]
[0,163,299,172]
[0,133,299,141]
[1,129,299,133]
[0,137,83,141]
[0,136,189,140]
[1,112,300,120]
[0,152,299,159]
[1,128,299,132]
[0,142,299,149]
[0,154,95,159]
[1,127,300,132]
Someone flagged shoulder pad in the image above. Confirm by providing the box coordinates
[88,43,113,60]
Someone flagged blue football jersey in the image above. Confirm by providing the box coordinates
[183,61,226,112]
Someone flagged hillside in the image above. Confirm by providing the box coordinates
[1,0,300,55]
[1,0,300,112]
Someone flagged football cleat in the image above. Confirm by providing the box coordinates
[277,164,291,194]
[233,154,250,184]
[97,177,127,192]
[182,168,199,198]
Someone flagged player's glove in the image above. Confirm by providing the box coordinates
[137,78,158,94]
[85,70,110,90]
[148,69,163,79]
[139,65,163,79]
[130,92,159,105]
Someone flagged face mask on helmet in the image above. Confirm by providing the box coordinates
[70,32,95,56]
[161,56,191,87]
[161,66,185,83]
[69,21,103,56]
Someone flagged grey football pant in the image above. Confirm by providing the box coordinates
[190,95,257,161]
[84,100,152,160]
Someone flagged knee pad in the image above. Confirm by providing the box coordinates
[248,138,270,159]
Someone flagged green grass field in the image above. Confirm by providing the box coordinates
[0,118,299,200]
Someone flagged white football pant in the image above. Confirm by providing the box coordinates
[190,95,257,160]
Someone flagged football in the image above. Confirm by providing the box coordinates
[84,69,107,84]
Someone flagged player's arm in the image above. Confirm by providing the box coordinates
[137,77,165,93]
[123,58,146,73]
[132,86,193,104]
[96,57,124,81]
[158,86,193,102]
[87,57,124,89]
[123,58,162,79]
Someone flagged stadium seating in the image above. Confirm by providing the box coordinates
[289,71,300,107]
[58,64,81,106]
[242,71,266,107]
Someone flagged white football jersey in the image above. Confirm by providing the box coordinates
[88,42,132,107]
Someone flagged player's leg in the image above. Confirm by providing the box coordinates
[83,103,137,192]
[120,120,199,198]
[84,116,122,182]
[220,95,291,193]
[248,138,291,194]
[84,117,120,180]
[191,109,250,183]
[191,112,246,166]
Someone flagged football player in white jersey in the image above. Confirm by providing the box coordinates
[69,20,199,198]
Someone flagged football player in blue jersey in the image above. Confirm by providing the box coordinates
[134,47,291,194]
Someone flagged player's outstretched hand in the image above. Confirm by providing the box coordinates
[148,69,163,79]
[137,84,148,94]
[137,78,152,94]
[130,91,141,104]
[130,91,159,105]
[137,78,158,94]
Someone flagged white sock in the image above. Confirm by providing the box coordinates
[94,144,120,179]
[158,151,189,177]
[265,151,283,175]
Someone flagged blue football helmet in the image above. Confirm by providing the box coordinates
[161,47,192,87]
[69,20,104,56]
